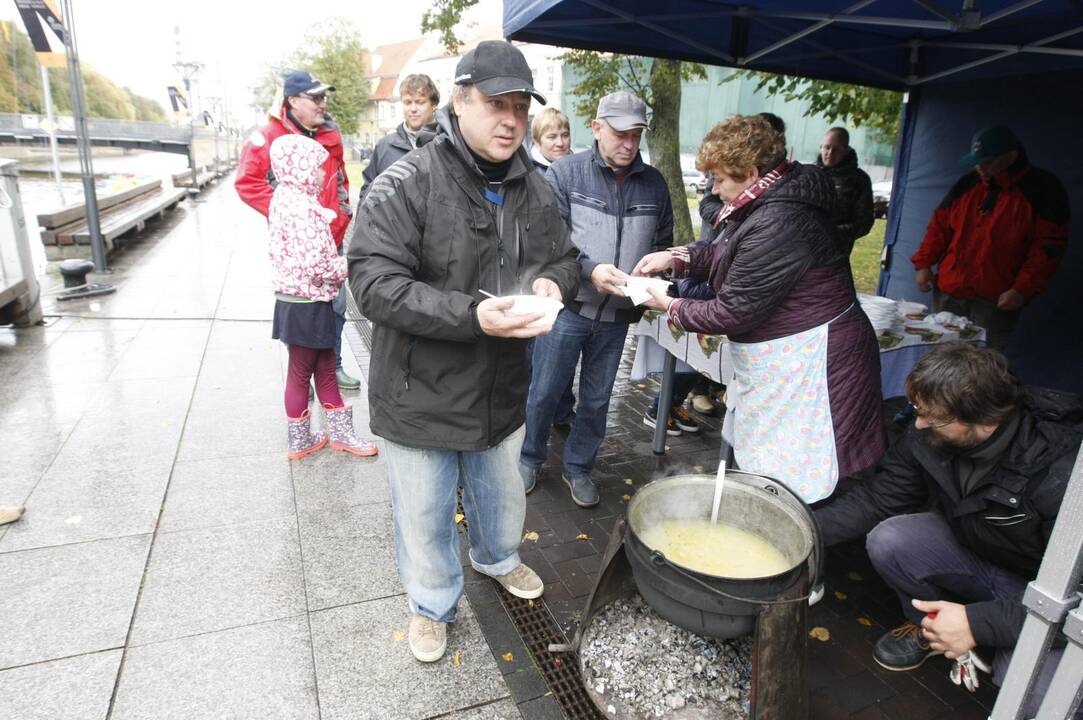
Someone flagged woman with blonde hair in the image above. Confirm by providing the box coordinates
[530,107,571,172]
[634,114,884,503]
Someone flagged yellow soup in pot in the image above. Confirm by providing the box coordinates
[638,519,791,578]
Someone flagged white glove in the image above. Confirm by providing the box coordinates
[950,651,992,692]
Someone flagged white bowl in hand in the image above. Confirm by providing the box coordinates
[507,295,563,329]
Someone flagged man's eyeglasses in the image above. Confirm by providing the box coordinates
[300,94,328,105]
[907,402,955,430]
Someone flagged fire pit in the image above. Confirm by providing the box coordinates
[554,472,818,719]
[581,594,752,719]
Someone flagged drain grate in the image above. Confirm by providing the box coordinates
[351,304,602,719]
[498,592,604,720]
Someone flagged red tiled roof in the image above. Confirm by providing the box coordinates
[367,38,426,80]
[371,77,398,102]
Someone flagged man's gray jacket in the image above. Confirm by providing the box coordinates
[547,144,674,323]
[348,107,580,451]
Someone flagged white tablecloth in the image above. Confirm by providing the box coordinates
[631,310,986,399]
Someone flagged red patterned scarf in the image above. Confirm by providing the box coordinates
[714,159,793,227]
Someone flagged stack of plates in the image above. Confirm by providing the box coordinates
[857,294,897,333]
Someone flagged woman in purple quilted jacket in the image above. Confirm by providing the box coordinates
[634,115,884,502]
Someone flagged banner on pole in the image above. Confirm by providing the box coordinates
[13,0,67,68]
[167,85,189,113]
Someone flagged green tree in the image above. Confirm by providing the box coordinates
[126,88,167,122]
[559,50,705,244]
[735,71,903,145]
[251,19,369,135]
[421,0,478,52]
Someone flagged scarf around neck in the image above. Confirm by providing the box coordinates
[714,159,793,228]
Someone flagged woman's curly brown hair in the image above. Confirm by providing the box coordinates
[696,115,786,179]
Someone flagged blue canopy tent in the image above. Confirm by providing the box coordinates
[505,0,1083,393]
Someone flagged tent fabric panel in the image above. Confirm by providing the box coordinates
[879,70,1083,393]
[503,0,1083,91]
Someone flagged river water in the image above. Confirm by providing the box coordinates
[7,149,192,277]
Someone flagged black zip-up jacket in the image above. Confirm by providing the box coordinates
[348,107,580,451]
[815,388,1083,647]
[815,147,874,252]
[360,121,437,202]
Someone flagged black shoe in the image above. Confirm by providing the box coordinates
[874,622,943,671]
[670,405,701,433]
[336,368,361,390]
[563,474,599,507]
[519,463,539,494]
[553,414,574,434]
[644,406,681,436]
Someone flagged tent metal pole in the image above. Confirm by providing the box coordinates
[914,25,1083,84]
[980,0,1047,28]
[742,0,878,64]
[577,0,736,63]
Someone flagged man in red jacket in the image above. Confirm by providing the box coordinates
[911,126,1069,350]
[235,70,359,389]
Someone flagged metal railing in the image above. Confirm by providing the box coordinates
[0,113,192,144]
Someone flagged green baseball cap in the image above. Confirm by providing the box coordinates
[960,126,1017,165]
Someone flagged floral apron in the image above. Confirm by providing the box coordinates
[722,306,853,503]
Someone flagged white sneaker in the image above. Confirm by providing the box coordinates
[408,614,447,663]
[486,563,544,599]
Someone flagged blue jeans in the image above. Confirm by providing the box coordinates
[382,425,527,623]
[867,512,1074,715]
[332,246,346,368]
[521,310,629,479]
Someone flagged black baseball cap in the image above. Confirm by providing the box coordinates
[284,71,335,98]
[454,40,546,105]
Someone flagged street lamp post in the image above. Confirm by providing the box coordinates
[173,60,204,189]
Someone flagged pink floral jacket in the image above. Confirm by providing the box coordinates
[267,134,347,302]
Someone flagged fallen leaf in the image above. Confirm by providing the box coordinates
[847,571,864,582]
[834,591,848,600]
[857,617,872,626]
[624,478,634,485]
[635,383,646,389]
[502,652,514,662]
[454,513,465,524]
[809,627,831,642]
[392,630,405,642]
[452,651,462,668]
[528,599,535,607]
[523,531,539,542]
[576,533,589,541]
[553,658,562,666]
[622,494,632,502]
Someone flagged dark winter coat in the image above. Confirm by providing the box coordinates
[348,107,580,451]
[815,388,1083,648]
[670,162,885,476]
[815,148,874,252]
[360,122,435,202]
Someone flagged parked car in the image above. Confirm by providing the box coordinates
[872,180,892,218]
[683,169,708,193]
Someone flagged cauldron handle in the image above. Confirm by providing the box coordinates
[648,549,813,606]
[759,480,823,596]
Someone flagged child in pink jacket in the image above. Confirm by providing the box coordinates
[268,134,376,459]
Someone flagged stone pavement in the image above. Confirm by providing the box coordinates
[0,178,518,720]
[0,173,1003,720]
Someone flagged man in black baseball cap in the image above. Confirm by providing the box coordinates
[349,39,579,664]
[454,40,546,105]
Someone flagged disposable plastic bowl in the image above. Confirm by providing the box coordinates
[507,295,563,329]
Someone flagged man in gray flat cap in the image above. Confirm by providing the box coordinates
[519,90,674,507]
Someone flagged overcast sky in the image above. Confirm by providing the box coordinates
[0,0,501,121]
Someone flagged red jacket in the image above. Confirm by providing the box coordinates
[911,157,1069,300]
[235,105,352,245]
